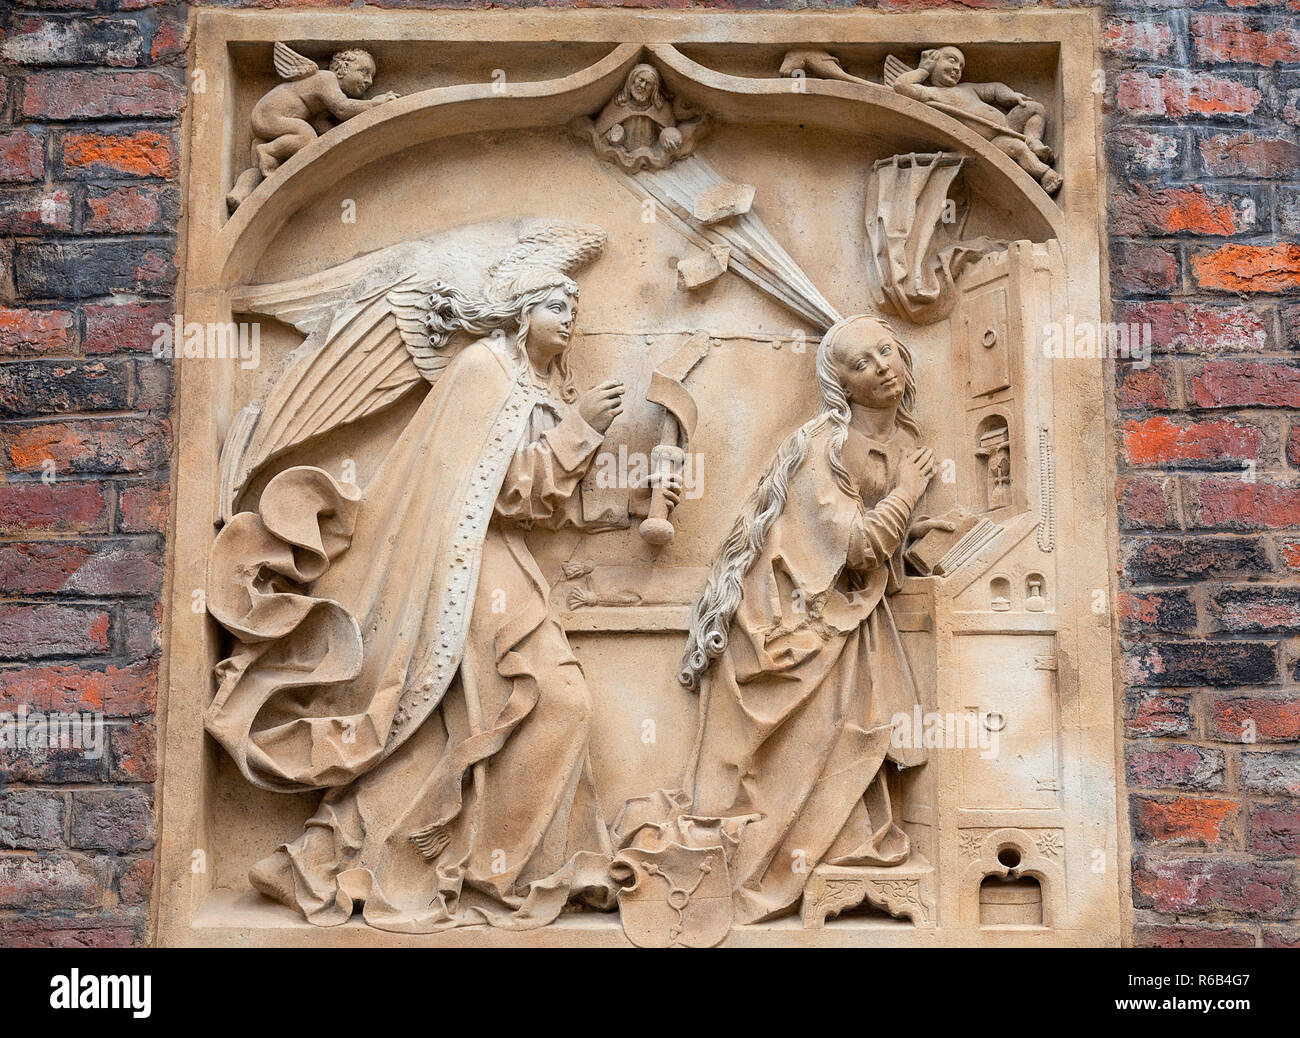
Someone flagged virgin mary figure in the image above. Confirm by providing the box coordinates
[673,313,945,924]
[205,224,648,932]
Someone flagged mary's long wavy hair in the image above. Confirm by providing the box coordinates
[677,314,918,691]
[420,270,581,402]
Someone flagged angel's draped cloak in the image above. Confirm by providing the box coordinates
[685,420,928,925]
[205,332,619,931]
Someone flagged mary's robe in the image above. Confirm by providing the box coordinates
[206,331,618,931]
[686,420,928,924]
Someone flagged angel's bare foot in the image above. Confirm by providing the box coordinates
[1030,138,1055,164]
[1041,169,1063,196]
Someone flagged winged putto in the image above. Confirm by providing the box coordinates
[226,42,400,214]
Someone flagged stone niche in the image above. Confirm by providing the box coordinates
[159,9,1120,946]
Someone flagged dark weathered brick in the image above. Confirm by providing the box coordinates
[1124,536,1270,582]
[0,789,67,850]
[70,789,154,851]
[1124,640,1278,687]
[0,359,133,419]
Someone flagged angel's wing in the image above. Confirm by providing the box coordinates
[273,41,320,82]
[883,54,911,88]
[218,220,598,522]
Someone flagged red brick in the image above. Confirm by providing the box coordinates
[1192,477,1300,529]
[118,482,168,533]
[0,916,138,949]
[59,129,175,179]
[0,604,111,659]
[117,857,152,906]
[1112,184,1254,237]
[0,187,72,234]
[1114,71,1262,120]
[22,70,183,120]
[1114,301,1269,355]
[83,301,170,355]
[108,721,156,782]
[1115,362,1172,410]
[1282,538,1300,570]
[1,419,170,476]
[1122,415,1262,466]
[1134,924,1255,948]
[1127,690,1194,737]
[1199,131,1300,178]
[1133,857,1295,916]
[1213,696,1300,741]
[1117,475,1178,530]
[83,184,178,234]
[0,129,44,183]
[1192,243,1300,293]
[150,9,186,63]
[1263,926,1300,949]
[1111,241,1177,295]
[1193,14,1300,66]
[0,307,74,356]
[1120,588,1197,633]
[1190,359,1300,408]
[1249,806,1300,857]
[0,660,156,716]
[0,541,163,597]
[0,855,113,911]
[1127,744,1226,789]
[1132,795,1238,845]
[1103,18,1175,61]
[0,481,108,536]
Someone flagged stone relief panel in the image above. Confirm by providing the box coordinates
[161,10,1118,947]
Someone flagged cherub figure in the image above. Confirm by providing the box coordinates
[572,63,708,172]
[888,47,1062,196]
[226,43,400,213]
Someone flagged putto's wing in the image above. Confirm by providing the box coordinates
[273,41,320,82]
[883,54,911,88]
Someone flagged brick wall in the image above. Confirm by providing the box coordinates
[0,0,1295,947]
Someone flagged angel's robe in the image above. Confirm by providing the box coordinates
[206,331,620,931]
[686,420,928,924]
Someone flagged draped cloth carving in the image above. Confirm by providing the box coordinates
[865,153,1004,326]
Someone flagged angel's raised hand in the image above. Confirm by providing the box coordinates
[578,380,625,434]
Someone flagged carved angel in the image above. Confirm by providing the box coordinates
[208,221,635,931]
[225,42,400,213]
[778,47,1061,196]
[885,49,1062,196]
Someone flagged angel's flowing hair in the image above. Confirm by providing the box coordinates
[676,314,918,691]
[422,272,580,402]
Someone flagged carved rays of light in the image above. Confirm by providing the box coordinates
[624,155,843,333]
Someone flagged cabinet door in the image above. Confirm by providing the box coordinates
[964,283,1012,398]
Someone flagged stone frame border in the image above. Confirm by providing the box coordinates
[156,7,1119,947]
